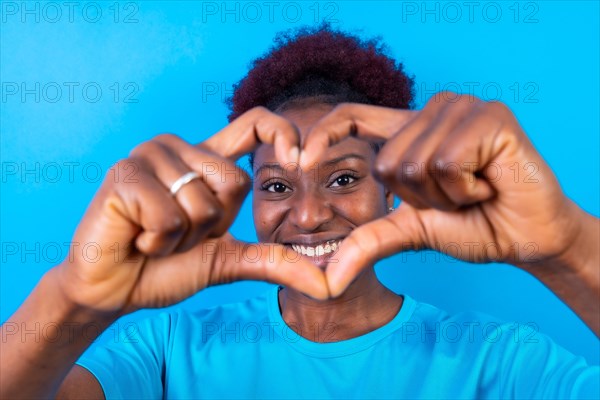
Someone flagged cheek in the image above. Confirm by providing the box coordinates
[345,182,387,222]
[252,199,282,241]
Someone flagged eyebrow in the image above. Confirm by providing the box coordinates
[254,153,367,176]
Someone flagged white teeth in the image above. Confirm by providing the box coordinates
[315,245,324,256]
[289,240,342,257]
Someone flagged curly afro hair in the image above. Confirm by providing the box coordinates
[226,24,415,122]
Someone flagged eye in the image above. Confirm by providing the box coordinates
[262,181,291,193]
[329,174,357,188]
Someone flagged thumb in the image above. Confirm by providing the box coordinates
[211,234,330,300]
[326,203,426,297]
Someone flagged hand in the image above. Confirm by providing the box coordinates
[54,107,328,316]
[301,94,585,296]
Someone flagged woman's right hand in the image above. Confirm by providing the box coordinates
[52,107,329,317]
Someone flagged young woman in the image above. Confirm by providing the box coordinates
[2,26,598,399]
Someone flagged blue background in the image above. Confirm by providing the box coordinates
[1,1,598,364]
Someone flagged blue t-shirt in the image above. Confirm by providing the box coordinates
[76,286,599,399]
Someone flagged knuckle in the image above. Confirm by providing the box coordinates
[393,157,424,188]
[155,213,188,236]
[129,140,166,158]
[154,132,180,144]
[275,114,295,130]
[194,203,223,225]
[188,200,223,225]
[485,100,511,116]
[248,106,279,131]
[433,91,460,105]
[373,157,398,182]
[418,100,442,120]
[106,159,126,183]
[432,91,482,107]
[438,90,459,99]
[398,167,423,188]
[248,106,269,119]
[430,150,453,169]
[456,93,482,105]
[107,158,144,186]
[431,157,458,181]
[332,102,352,115]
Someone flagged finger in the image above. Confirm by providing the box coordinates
[377,95,479,210]
[210,234,330,300]
[326,203,425,297]
[300,103,416,169]
[73,158,188,271]
[200,106,301,165]
[370,99,447,210]
[430,104,501,205]
[110,163,189,257]
[394,191,430,210]
[75,158,186,266]
[131,234,328,307]
[154,134,251,238]
[130,139,225,252]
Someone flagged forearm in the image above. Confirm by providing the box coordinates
[0,267,116,399]
[520,204,600,337]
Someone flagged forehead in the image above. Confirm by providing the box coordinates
[254,104,372,166]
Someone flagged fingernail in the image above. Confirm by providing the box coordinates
[298,151,305,169]
[288,146,299,164]
[299,151,312,170]
[325,271,344,298]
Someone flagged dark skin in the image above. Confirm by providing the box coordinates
[1,94,597,399]
[253,103,402,341]
[1,106,327,399]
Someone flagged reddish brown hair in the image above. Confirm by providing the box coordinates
[227,24,415,122]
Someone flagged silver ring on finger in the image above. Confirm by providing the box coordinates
[170,171,201,196]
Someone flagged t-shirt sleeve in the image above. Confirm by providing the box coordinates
[75,312,171,399]
[496,323,599,399]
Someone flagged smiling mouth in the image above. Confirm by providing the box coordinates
[281,239,344,268]
[289,239,343,257]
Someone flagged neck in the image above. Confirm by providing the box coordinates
[278,268,403,343]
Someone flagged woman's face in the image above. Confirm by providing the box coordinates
[252,103,393,268]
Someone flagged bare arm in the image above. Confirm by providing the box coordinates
[0,269,113,399]
[1,109,328,399]
[519,205,600,336]
[56,366,105,400]
[301,98,600,337]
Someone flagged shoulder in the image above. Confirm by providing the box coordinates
[404,295,538,345]
[397,294,553,365]
[402,295,599,398]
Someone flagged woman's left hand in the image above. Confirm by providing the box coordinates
[300,93,589,296]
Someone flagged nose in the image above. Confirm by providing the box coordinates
[288,189,334,232]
